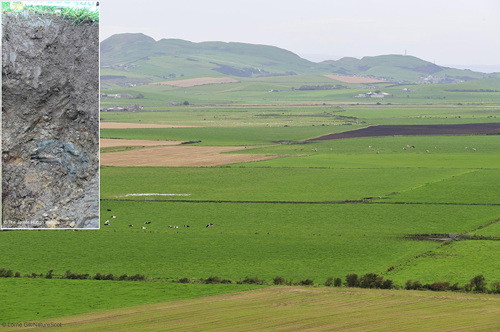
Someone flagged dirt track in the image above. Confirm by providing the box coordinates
[310,123,500,141]
[100,146,277,167]
[101,122,196,129]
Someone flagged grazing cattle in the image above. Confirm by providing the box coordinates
[145,222,151,225]
[141,227,146,230]
[472,148,477,151]
[112,216,117,219]
[174,225,179,229]
[206,223,214,228]
[129,224,134,227]
[184,225,190,228]
[107,209,111,211]
[169,225,173,228]
[104,220,110,226]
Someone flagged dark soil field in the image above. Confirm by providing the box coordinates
[310,123,500,140]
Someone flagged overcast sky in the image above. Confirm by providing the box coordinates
[101,0,500,72]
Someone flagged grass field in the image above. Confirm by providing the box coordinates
[0,278,262,324]
[100,166,461,201]
[1,201,498,284]
[386,240,500,284]
[3,71,500,326]
[13,286,500,331]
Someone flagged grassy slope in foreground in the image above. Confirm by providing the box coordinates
[21,286,500,332]
[0,278,262,324]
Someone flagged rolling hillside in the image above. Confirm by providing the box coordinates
[100,33,493,85]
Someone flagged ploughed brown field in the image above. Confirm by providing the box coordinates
[100,145,278,167]
[310,123,500,140]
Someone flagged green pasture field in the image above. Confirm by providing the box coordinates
[100,75,500,107]
[31,287,500,331]
[100,104,500,128]
[1,202,499,284]
[235,152,500,169]
[100,167,461,202]
[100,107,365,127]
[100,125,355,146]
[386,240,500,285]
[0,278,262,323]
[378,169,500,204]
[474,220,500,236]
[340,104,500,125]
[230,134,500,169]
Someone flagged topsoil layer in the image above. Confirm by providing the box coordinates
[310,123,500,141]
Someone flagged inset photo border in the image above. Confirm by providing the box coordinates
[1,1,99,229]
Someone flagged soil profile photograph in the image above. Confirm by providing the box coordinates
[1,2,99,229]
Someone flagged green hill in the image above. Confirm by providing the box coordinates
[322,54,487,83]
[100,33,491,85]
[100,33,322,80]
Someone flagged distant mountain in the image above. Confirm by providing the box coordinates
[100,33,492,83]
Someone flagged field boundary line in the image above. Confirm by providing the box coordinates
[100,199,500,206]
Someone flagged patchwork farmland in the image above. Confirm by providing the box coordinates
[3,32,500,328]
